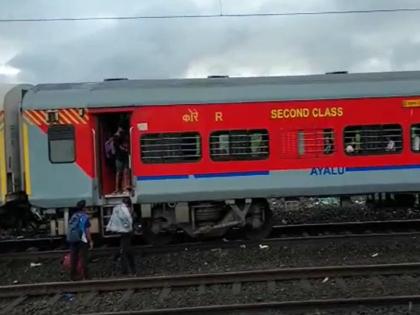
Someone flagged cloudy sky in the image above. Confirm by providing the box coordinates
[1,0,420,83]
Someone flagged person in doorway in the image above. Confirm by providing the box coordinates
[104,134,116,165]
[114,127,130,194]
[106,197,136,275]
[67,200,93,280]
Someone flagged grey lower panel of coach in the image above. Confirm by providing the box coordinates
[133,168,420,203]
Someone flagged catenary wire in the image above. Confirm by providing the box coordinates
[0,7,420,23]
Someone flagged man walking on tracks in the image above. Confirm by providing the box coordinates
[67,200,93,280]
[106,197,136,275]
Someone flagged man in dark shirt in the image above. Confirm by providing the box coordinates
[67,200,93,280]
[114,127,130,194]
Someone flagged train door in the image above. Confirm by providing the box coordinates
[95,112,132,197]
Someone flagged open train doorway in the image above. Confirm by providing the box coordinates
[96,112,132,197]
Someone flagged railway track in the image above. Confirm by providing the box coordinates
[1,218,420,260]
[2,262,420,314]
[80,296,420,314]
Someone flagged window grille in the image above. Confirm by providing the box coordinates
[411,124,420,152]
[297,128,335,157]
[141,132,201,163]
[210,129,269,161]
[343,124,402,155]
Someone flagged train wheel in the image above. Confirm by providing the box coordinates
[244,201,273,241]
[143,218,174,246]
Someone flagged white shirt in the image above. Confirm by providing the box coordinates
[386,140,395,151]
[106,203,133,233]
[414,136,420,151]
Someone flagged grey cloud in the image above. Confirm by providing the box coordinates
[1,0,420,83]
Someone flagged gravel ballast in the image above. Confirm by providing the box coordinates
[6,274,420,314]
[1,234,420,285]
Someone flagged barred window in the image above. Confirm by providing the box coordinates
[210,129,269,161]
[48,125,75,163]
[411,124,420,152]
[344,124,402,155]
[297,129,335,157]
[141,132,201,163]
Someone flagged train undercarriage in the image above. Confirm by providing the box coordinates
[0,197,274,244]
[0,192,418,243]
[141,198,273,244]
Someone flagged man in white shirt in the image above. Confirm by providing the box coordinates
[107,197,136,275]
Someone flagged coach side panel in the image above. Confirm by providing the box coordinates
[131,97,420,203]
[22,109,94,208]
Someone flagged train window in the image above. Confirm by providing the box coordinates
[411,124,420,152]
[297,129,335,157]
[297,131,305,156]
[343,124,402,155]
[141,132,201,163]
[323,129,335,154]
[48,124,75,163]
[210,129,269,161]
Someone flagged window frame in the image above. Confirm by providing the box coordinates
[410,124,420,153]
[343,124,403,156]
[297,128,335,158]
[48,124,76,164]
[209,129,270,162]
[140,132,202,164]
[323,128,335,155]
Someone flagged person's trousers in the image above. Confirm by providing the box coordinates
[120,233,136,275]
[70,241,89,280]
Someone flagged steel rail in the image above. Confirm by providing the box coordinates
[0,233,418,261]
[1,219,420,260]
[273,218,420,230]
[79,295,420,315]
[1,262,420,298]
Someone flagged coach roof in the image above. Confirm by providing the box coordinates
[22,71,420,110]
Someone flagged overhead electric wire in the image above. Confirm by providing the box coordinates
[0,7,420,23]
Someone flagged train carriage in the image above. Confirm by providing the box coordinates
[3,71,420,242]
[0,84,32,205]
[0,85,8,207]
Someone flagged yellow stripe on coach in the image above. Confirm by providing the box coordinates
[22,122,32,196]
[0,127,6,203]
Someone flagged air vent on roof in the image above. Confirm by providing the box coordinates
[207,75,229,78]
[325,71,348,74]
[104,78,128,81]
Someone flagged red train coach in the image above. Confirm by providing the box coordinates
[5,71,420,243]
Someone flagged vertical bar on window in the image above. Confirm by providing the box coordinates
[298,130,305,156]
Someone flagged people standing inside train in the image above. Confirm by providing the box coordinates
[67,200,93,280]
[114,127,130,194]
[106,197,136,275]
[413,133,420,152]
[345,137,355,154]
[385,137,396,152]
